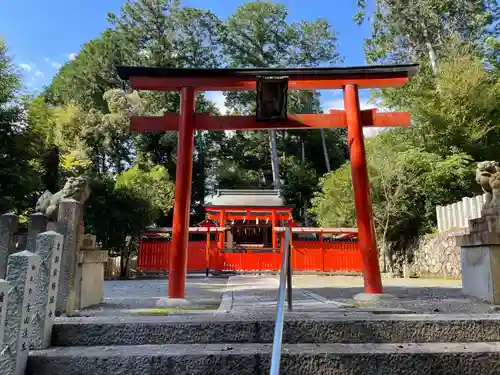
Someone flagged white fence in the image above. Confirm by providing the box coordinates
[436,194,486,232]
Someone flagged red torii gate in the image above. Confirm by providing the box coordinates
[117,64,419,298]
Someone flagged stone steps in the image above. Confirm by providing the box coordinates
[29,313,500,374]
[27,342,500,375]
[50,314,500,346]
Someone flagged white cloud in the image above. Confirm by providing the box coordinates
[68,52,77,60]
[321,97,388,138]
[44,57,62,69]
[206,91,228,115]
[34,71,44,77]
[19,63,33,72]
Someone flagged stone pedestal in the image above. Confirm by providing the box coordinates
[56,199,82,315]
[457,212,500,303]
[76,249,108,310]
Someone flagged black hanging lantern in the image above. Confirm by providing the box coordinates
[256,76,289,121]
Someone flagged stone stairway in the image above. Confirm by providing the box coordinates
[27,313,500,374]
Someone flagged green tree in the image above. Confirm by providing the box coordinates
[106,0,226,224]
[0,39,41,213]
[45,30,128,111]
[376,42,500,162]
[311,130,474,273]
[356,0,499,74]
[217,1,347,220]
[85,179,155,276]
[115,164,174,218]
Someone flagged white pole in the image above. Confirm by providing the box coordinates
[463,197,472,228]
[451,203,458,228]
[446,204,453,230]
[457,200,465,228]
[436,206,442,232]
[470,196,478,219]
[476,195,484,217]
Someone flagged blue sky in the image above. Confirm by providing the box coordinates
[0,0,377,109]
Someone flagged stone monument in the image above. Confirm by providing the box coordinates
[35,176,93,315]
[458,161,500,303]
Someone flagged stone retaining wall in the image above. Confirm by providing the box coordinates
[410,228,467,278]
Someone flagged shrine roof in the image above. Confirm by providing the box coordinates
[117,63,419,81]
[205,189,285,207]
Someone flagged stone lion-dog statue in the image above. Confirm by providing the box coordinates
[35,176,91,221]
[476,161,500,215]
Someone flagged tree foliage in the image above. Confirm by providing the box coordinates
[215,1,347,218]
[311,131,474,272]
[312,0,500,270]
[85,179,154,255]
[357,0,499,74]
[0,39,40,213]
[115,164,174,217]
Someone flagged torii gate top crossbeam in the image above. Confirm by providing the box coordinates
[117,64,419,92]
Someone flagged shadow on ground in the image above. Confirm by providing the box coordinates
[81,274,496,315]
[300,285,493,314]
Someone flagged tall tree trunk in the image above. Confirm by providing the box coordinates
[268,129,280,190]
[421,22,440,75]
[320,129,331,173]
[199,131,206,212]
[301,140,309,226]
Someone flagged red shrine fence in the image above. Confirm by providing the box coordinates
[137,236,362,273]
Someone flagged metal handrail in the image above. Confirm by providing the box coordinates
[270,228,293,375]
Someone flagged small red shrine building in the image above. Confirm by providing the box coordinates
[205,189,293,250]
[138,189,362,274]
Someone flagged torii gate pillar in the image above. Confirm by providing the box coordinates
[345,84,382,293]
[169,87,195,298]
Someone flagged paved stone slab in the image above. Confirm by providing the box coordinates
[27,342,500,375]
[51,313,500,346]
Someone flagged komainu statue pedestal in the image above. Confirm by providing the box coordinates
[76,234,108,310]
[458,212,500,303]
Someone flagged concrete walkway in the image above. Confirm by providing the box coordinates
[78,276,228,316]
[218,275,353,315]
[77,274,496,317]
[217,275,498,316]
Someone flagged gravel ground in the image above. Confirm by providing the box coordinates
[291,275,496,314]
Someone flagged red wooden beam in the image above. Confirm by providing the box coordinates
[130,113,179,132]
[129,109,411,133]
[274,227,358,234]
[206,214,292,221]
[205,207,293,212]
[130,75,409,92]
